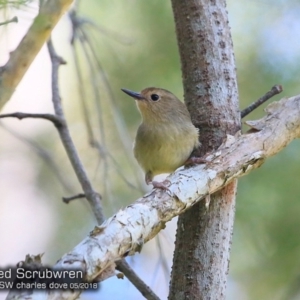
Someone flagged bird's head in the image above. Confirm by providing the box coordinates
[121,87,189,124]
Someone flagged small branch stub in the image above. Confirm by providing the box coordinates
[0,16,18,26]
[241,85,283,118]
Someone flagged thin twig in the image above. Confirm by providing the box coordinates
[63,193,86,203]
[116,260,160,300]
[0,16,18,26]
[241,85,283,118]
[0,112,63,127]
[47,38,105,224]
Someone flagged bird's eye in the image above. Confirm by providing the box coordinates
[150,94,159,101]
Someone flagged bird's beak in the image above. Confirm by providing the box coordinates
[121,88,145,100]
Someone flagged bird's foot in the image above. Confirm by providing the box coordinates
[152,180,171,191]
[185,156,209,165]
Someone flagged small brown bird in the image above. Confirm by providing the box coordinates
[121,87,200,189]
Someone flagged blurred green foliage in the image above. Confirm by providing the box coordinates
[0,0,33,9]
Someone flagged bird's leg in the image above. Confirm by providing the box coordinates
[146,172,171,191]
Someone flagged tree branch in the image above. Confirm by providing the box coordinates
[0,112,63,127]
[115,260,160,300]
[46,38,105,226]
[0,0,74,109]
[241,84,283,118]
[14,94,300,299]
[170,0,240,297]
[62,193,86,203]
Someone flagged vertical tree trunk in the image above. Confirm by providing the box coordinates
[169,1,240,299]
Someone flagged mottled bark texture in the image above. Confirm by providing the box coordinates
[169,0,240,299]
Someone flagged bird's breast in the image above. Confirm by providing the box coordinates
[133,123,199,176]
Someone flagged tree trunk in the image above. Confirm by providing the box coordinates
[169,0,240,299]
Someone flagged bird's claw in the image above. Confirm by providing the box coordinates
[152,180,171,191]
